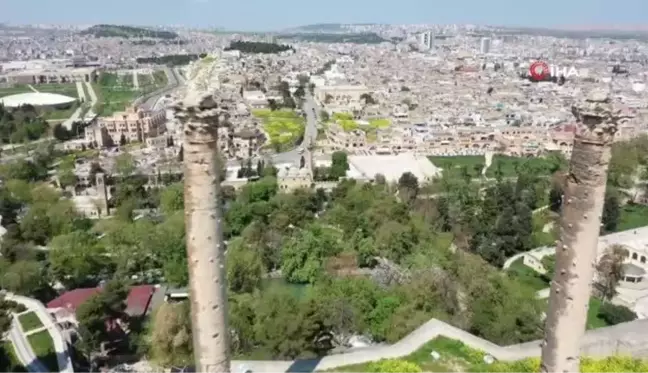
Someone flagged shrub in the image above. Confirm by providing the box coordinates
[366,359,422,373]
[480,356,648,373]
[598,303,637,325]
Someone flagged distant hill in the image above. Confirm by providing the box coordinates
[291,23,346,32]
[278,32,388,44]
[493,26,648,40]
[80,24,178,39]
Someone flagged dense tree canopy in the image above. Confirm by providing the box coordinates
[225,41,294,54]
[2,139,647,365]
[0,104,49,144]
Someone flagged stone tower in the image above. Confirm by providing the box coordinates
[95,172,109,217]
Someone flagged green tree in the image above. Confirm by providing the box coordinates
[0,295,13,336]
[329,151,349,180]
[542,255,556,279]
[548,184,562,212]
[0,260,48,297]
[398,172,419,203]
[76,278,129,356]
[115,152,136,177]
[152,212,188,286]
[602,190,620,233]
[149,301,193,367]
[159,182,184,214]
[49,231,108,288]
[281,224,343,283]
[226,238,265,293]
[595,245,628,301]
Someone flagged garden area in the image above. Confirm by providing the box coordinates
[138,70,168,94]
[326,336,648,372]
[0,84,33,96]
[18,311,43,332]
[507,254,637,331]
[93,72,141,116]
[325,113,391,133]
[428,154,564,180]
[252,109,305,152]
[27,330,58,371]
[616,204,648,232]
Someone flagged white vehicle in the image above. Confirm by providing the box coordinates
[298,147,304,154]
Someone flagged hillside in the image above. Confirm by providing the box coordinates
[80,24,178,39]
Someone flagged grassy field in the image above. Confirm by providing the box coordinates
[485,155,558,178]
[0,83,78,98]
[326,113,391,133]
[27,331,58,371]
[428,156,486,178]
[0,85,33,96]
[253,109,305,152]
[428,155,561,180]
[121,73,134,88]
[507,258,550,291]
[508,257,611,331]
[617,204,648,232]
[586,297,612,329]
[531,210,558,247]
[33,83,79,98]
[137,70,168,94]
[0,342,27,372]
[18,312,43,332]
[93,72,141,116]
[325,336,489,372]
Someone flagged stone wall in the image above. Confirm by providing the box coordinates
[234,317,648,372]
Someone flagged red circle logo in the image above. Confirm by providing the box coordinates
[529,61,550,80]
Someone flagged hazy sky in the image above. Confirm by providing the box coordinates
[3,0,647,31]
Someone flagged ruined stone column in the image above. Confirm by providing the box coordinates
[541,91,631,373]
[174,92,231,373]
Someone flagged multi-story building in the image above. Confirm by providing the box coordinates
[419,31,433,51]
[84,106,166,147]
[314,85,369,107]
[326,123,367,150]
[480,37,491,54]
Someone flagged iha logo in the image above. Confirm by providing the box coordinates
[529,61,579,79]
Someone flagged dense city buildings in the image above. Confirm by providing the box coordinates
[1,20,648,373]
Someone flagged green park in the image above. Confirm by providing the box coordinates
[252,109,305,152]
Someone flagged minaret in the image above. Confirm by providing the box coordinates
[95,172,109,216]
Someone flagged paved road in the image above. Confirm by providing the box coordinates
[8,317,49,372]
[75,82,87,103]
[269,93,320,166]
[137,67,179,111]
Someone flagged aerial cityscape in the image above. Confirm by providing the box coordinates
[0,6,648,373]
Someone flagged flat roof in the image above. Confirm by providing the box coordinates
[348,153,441,182]
[0,92,76,107]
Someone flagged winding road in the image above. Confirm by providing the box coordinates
[135,67,180,111]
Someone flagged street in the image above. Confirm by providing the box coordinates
[269,93,319,166]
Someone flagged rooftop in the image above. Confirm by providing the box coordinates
[47,284,157,317]
[0,92,77,107]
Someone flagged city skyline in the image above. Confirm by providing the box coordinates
[2,0,647,31]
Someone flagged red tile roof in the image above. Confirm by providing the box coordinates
[47,285,156,317]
